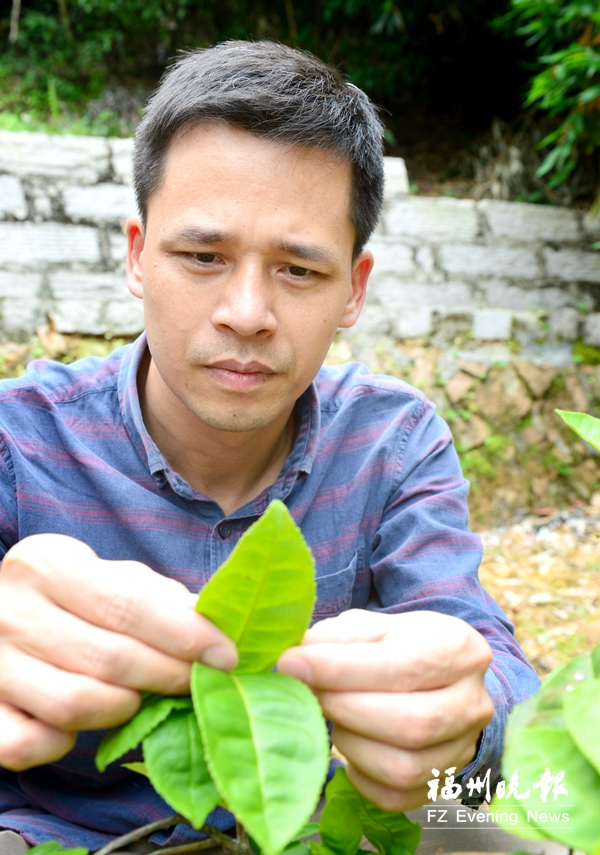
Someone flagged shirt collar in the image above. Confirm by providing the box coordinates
[118,332,321,505]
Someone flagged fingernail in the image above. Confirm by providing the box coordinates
[278,655,312,683]
[201,644,238,671]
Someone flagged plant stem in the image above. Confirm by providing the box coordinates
[146,841,217,855]
[203,824,249,855]
[93,814,183,855]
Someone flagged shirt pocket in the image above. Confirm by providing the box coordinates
[312,549,362,621]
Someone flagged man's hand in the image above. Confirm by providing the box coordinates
[0,534,238,771]
[277,609,493,812]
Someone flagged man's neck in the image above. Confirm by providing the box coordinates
[137,353,297,517]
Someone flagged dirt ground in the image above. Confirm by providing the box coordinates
[478,505,600,677]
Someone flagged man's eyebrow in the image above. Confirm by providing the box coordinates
[171,226,231,244]
[276,240,337,266]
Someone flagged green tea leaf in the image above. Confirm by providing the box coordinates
[527,651,592,718]
[191,662,329,855]
[592,642,600,678]
[27,844,88,855]
[121,761,149,777]
[143,708,219,828]
[564,678,600,773]
[322,768,421,855]
[555,409,600,453]
[319,795,363,855]
[196,500,315,674]
[496,725,600,851]
[96,693,193,772]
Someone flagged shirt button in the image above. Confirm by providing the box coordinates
[218,522,230,538]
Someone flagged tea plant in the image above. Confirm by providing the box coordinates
[27,500,421,855]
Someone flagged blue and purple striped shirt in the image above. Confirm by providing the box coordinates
[0,333,539,847]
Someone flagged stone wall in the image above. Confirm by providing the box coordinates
[1,128,600,360]
[2,128,600,525]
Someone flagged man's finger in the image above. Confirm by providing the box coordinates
[4,534,238,669]
[278,615,491,692]
[333,726,479,811]
[0,650,141,731]
[316,677,494,748]
[0,702,76,771]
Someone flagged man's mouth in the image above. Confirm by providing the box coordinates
[207,359,276,375]
[205,359,277,389]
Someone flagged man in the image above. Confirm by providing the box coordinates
[0,40,539,851]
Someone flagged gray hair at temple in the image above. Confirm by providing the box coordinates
[133,40,385,257]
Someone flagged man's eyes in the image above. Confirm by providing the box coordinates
[192,252,219,264]
[186,255,313,278]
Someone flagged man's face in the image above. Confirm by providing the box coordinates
[126,122,372,438]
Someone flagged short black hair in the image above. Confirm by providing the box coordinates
[133,40,385,256]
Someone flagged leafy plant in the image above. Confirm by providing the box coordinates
[495,1,600,207]
[492,409,600,851]
[92,499,421,855]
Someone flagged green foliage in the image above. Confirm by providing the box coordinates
[192,665,329,855]
[94,500,417,855]
[573,340,600,364]
[196,499,315,674]
[96,693,193,773]
[495,0,600,205]
[313,768,421,855]
[556,408,600,451]
[493,644,600,851]
[0,0,522,138]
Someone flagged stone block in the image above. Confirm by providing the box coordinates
[513,360,558,398]
[548,307,580,341]
[31,187,52,219]
[2,298,44,339]
[108,230,128,267]
[445,370,475,405]
[0,222,100,267]
[371,280,472,309]
[0,176,27,218]
[582,210,600,242]
[384,197,478,243]
[544,248,600,283]
[50,300,105,334]
[109,137,135,185]
[441,244,539,279]
[451,413,490,451]
[50,271,126,301]
[0,131,109,183]
[368,240,415,277]
[383,157,409,198]
[473,309,513,341]
[474,366,532,426]
[415,246,435,274]
[479,199,580,243]
[0,272,41,299]
[481,281,574,311]
[395,306,433,339]
[583,313,600,347]
[104,300,145,335]
[63,183,136,224]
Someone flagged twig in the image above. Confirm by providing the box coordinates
[202,824,248,855]
[9,0,21,44]
[93,814,183,855]
[145,841,216,855]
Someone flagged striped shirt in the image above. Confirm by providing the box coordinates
[0,333,540,848]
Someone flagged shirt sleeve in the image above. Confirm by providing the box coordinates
[0,433,19,560]
[367,393,541,786]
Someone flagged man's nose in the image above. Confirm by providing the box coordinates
[211,262,277,338]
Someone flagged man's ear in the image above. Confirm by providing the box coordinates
[338,249,374,329]
[126,216,145,299]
